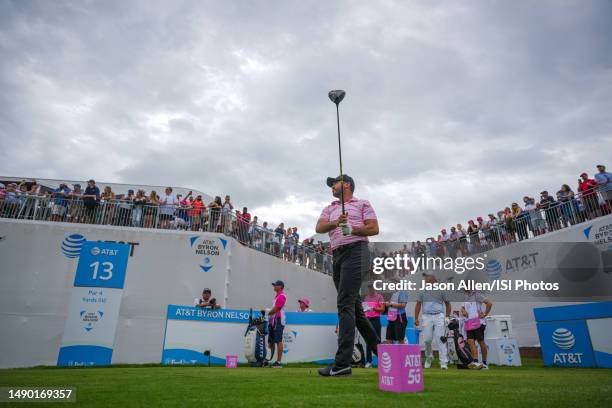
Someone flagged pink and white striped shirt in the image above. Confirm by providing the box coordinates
[319,197,378,250]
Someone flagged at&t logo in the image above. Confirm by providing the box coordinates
[380,352,392,373]
[551,327,583,365]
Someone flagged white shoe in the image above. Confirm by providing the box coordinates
[441,364,448,370]
[468,361,482,369]
[481,363,489,370]
[424,358,432,369]
[364,362,372,368]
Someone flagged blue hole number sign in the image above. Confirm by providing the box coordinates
[74,241,130,289]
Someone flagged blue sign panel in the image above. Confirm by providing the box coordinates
[536,320,595,367]
[74,241,129,289]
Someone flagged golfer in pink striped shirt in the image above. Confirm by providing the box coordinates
[315,174,381,377]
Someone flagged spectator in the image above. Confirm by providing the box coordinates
[502,207,516,242]
[50,183,71,222]
[221,195,234,233]
[158,187,178,229]
[557,184,578,227]
[296,297,313,312]
[461,291,493,370]
[539,191,559,231]
[524,197,544,236]
[176,192,192,229]
[456,224,468,255]
[132,189,147,227]
[82,180,100,224]
[578,172,599,219]
[69,184,83,223]
[274,222,285,257]
[238,207,251,244]
[101,186,116,225]
[594,165,612,211]
[384,280,409,344]
[487,214,500,246]
[511,203,528,241]
[194,288,221,309]
[362,284,384,368]
[117,189,134,226]
[477,217,492,248]
[189,195,204,231]
[415,272,451,370]
[2,183,19,216]
[209,196,222,232]
[291,227,299,261]
[144,190,160,228]
[249,215,259,247]
[467,220,479,253]
[0,183,6,211]
[267,280,287,368]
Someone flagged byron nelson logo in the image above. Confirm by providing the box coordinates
[380,351,392,373]
[189,236,227,272]
[61,234,86,258]
[552,328,575,350]
[486,259,502,281]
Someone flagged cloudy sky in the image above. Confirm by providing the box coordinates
[1,0,611,241]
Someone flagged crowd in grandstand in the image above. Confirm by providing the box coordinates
[415,164,612,259]
[0,178,333,273]
[1,164,610,273]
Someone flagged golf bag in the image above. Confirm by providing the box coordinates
[440,318,473,369]
[244,309,269,367]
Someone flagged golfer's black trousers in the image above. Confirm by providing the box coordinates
[333,241,380,367]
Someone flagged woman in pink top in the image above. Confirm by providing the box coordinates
[362,284,385,368]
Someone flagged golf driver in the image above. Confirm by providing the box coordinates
[328,89,346,214]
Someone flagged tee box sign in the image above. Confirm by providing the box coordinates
[377,344,424,393]
[74,241,129,288]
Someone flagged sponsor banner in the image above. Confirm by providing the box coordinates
[57,242,130,366]
[535,302,612,368]
[162,306,337,364]
[378,344,423,393]
[537,320,595,367]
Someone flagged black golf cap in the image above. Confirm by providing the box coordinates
[202,288,211,294]
[271,280,285,288]
[326,174,355,192]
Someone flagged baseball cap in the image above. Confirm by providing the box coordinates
[540,190,548,195]
[271,280,285,288]
[580,172,588,177]
[202,288,211,294]
[596,164,605,168]
[326,174,355,192]
[0,183,5,189]
[477,216,483,221]
[298,298,310,307]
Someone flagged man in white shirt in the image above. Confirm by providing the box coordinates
[159,187,178,229]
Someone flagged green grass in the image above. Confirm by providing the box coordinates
[1,359,611,407]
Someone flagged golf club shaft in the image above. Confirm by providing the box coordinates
[336,104,345,214]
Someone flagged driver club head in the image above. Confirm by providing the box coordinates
[328,90,346,105]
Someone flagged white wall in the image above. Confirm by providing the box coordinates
[0,219,337,367]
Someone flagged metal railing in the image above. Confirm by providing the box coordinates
[0,194,333,275]
[420,185,611,258]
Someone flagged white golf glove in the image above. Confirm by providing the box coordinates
[340,223,352,236]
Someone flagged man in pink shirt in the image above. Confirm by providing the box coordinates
[363,283,385,368]
[267,280,287,368]
[315,174,381,376]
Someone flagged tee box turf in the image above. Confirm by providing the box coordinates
[378,344,424,393]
